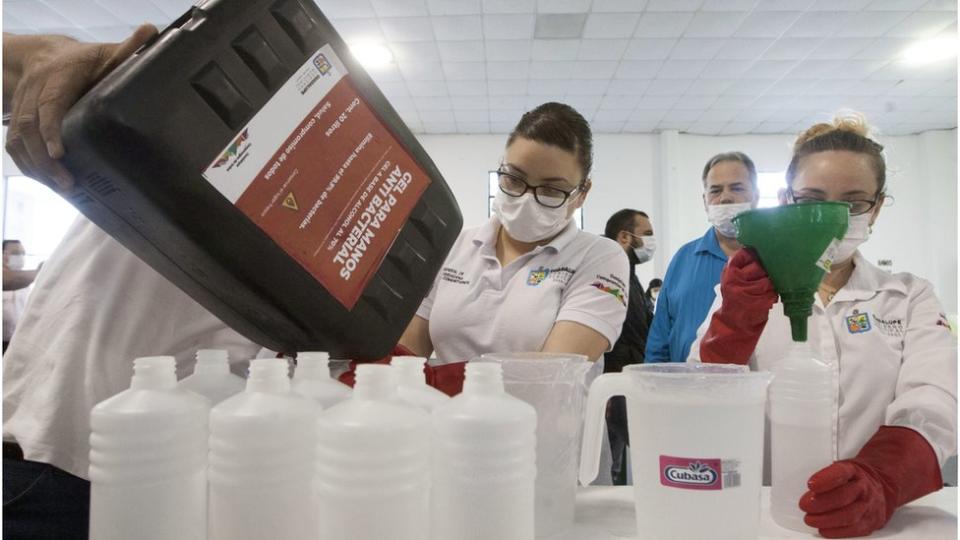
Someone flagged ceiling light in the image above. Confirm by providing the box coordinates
[349,41,394,69]
[900,36,958,65]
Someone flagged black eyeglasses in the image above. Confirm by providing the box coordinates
[787,188,881,216]
[492,168,584,209]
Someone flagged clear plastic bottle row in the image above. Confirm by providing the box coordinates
[89,352,536,540]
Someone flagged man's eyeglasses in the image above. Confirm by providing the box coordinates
[492,168,584,209]
[786,188,882,216]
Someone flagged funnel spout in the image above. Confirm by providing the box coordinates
[781,290,814,342]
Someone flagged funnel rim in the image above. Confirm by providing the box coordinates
[732,200,852,226]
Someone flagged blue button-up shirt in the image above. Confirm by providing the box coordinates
[645,228,728,362]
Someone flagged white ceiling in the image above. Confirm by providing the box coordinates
[4,0,957,135]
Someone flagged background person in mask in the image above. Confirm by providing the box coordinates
[2,239,40,291]
[644,151,758,362]
[690,113,956,539]
[602,208,655,484]
[646,278,662,308]
[399,102,629,366]
[3,239,39,352]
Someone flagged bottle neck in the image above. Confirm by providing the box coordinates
[295,357,330,381]
[354,365,398,401]
[130,356,178,390]
[462,363,505,395]
[246,359,291,394]
[194,359,230,376]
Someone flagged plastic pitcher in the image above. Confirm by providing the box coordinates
[580,364,772,540]
[479,352,593,539]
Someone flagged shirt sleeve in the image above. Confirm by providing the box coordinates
[556,246,630,352]
[645,256,679,362]
[884,277,958,467]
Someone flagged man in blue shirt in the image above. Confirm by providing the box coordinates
[645,152,759,362]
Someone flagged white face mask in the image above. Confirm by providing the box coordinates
[6,255,24,271]
[632,235,656,264]
[650,290,660,301]
[492,191,572,243]
[832,213,872,264]
[707,202,753,238]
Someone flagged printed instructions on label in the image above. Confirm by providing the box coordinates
[202,45,430,309]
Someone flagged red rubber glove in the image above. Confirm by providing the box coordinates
[700,248,778,364]
[800,426,943,538]
[337,345,466,397]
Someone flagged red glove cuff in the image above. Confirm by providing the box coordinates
[337,345,466,396]
[700,248,777,364]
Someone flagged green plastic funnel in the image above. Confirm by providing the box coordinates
[733,202,849,342]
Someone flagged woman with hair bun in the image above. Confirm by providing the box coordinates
[690,113,957,538]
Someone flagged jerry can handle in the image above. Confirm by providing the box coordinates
[578,372,632,485]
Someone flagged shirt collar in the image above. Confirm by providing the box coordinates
[473,215,579,255]
[833,251,908,303]
[693,227,727,261]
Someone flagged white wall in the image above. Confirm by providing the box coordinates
[4,128,954,311]
[415,129,958,312]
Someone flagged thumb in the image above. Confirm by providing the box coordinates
[100,24,158,75]
[807,462,858,494]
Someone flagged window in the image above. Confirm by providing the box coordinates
[488,171,583,229]
[757,171,787,209]
[2,175,79,267]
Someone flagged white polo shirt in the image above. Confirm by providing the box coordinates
[3,217,261,480]
[417,216,630,364]
[689,252,957,468]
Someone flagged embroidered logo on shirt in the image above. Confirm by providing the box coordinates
[846,310,871,334]
[590,281,626,306]
[527,267,550,286]
[872,315,904,337]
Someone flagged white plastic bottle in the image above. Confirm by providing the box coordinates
[208,358,318,540]
[89,356,210,540]
[394,355,450,411]
[432,362,537,540]
[291,351,352,408]
[769,340,834,532]
[177,349,245,404]
[316,364,431,540]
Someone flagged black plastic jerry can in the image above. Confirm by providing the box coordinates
[60,0,462,359]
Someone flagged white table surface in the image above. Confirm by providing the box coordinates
[573,486,957,539]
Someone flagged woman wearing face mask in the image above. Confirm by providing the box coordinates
[398,103,629,371]
[689,113,956,538]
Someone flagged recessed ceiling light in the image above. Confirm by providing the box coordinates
[349,41,394,69]
[900,36,958,65]
[535,14,587,39]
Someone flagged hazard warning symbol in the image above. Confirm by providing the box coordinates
[282,192,299,211]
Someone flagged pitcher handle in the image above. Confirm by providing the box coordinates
[578,372,632,485]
